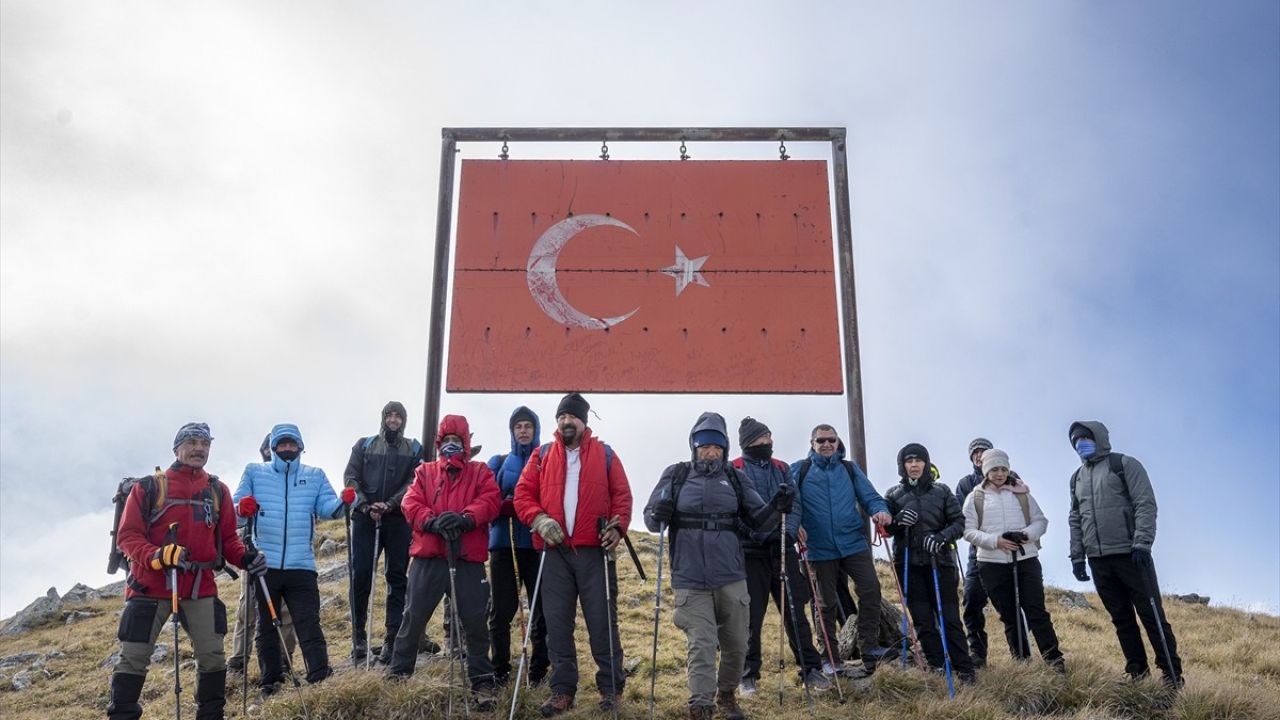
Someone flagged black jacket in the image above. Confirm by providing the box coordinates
[884,476,964,568]
[343,432,423,515]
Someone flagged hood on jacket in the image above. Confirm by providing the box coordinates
[381,400,408,440]
[507,406,541,455]
[688,412,729,452]
[896,442,931,480]
[269,423,305,452]
[436,414,472,456]
[1068,420,1112,456]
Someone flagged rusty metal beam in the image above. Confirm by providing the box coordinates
[444,127,845,143]
[422,135,457,459]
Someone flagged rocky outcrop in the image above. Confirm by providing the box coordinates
[1176,593,1210,605]
[0,588,61,636]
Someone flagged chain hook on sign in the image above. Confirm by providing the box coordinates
[599,138,610,161]
[499,137,510,160]
[778,135,791,161]
[679,138,690,161]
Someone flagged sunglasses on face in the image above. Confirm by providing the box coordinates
[813,437,838,445]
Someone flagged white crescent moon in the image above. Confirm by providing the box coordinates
[526,214,640,330]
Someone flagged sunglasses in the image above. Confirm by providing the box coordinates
[813,437,838,445]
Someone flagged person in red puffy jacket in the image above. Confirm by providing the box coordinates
[385,414,501,710]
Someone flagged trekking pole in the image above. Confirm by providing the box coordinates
[256,574,312,720]
[874,526,925,670]
[598,518,620,720]
[649,519,667,720]
[1011,545,1026,660]
[445,537,471,719]
[344,505,355,662]
[929,554,956,699]
[366,519,382,671]
[798,541,845,703]
[777,514,786,708]
[164,523,183,720]
[508,550,548,720]
[241,524,255,718]
[1141,560,1180,686]
[508,517,530,687]
[778,524,815,714]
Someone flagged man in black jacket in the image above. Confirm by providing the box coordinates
[343,401,423,664]
[952,437,993,668]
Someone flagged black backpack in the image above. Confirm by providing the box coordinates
[664,461,747,561]
[1069,453,1129,507]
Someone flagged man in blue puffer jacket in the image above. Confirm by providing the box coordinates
[793,423,895,675]
[485,406,549,686]
[234,423,353,693]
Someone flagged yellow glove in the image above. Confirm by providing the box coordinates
[150,543,189,571]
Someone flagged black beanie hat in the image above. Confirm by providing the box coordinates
[510,406,537,430]
[556,393,590,424]
[896,442,932,478]
[738,417,771,449]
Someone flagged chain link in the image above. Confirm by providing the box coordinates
[679,138,689,161]
[599,138,610,161]
[499,137,509,160]
[778,136,790,161]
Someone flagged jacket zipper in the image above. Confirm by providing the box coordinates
[280,463,291,570]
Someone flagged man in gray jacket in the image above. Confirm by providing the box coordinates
[1068,420,1183,685]
[645,412,794,720]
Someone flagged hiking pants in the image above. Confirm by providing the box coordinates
[900,562,974,674]
[389,556,494,689]
[541,546,625,697]
[349,511,411,648]
[812,550,882,655]
[488,545,549,683]
[230,579,295,667]
[254,569,331,685]
[961,549,989,664]
[109,595,227,720]
[978,557,1062,665]
[1089,553,1183,680]
[673,579,750,708]
[743,548,822,679]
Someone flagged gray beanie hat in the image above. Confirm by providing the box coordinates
[968,437,994,455]
[981,448,1010,477]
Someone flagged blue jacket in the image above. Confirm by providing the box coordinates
[792,448,887,561]
[234,426,344,572]
[487,407,541,551]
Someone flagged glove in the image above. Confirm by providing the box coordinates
[1001,531,1030,544]
[922,534,946,556]
[341,487,357,505]
[893,508,918,527]
[770,484,796,514]
[242,548,268,577]
[422,517,440,534]
[236,496,258,518]
[531,513,565,546]
[1130,548,1153,568]
[500,498,517,517]
[434,511,463,535]
[150,543,189,571]
[649,497,675,525]
[1072,561,1091,582]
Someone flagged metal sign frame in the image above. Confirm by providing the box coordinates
[423,127,866,468]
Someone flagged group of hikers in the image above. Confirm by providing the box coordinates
[104,393,1184,719]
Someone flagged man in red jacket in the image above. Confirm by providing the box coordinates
[515,393,633,716]
[107,422,267,720]
[386,414,501,710]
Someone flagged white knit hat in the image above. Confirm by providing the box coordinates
[981,448,1010,477]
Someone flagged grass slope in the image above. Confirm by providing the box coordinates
[2,523,1277,720]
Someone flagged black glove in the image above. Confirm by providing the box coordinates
[770,483,796,514]
[422,516,440,534]
[242,548,268,578]
[893,508,918,527]
[1072,561,1091,582]
[1001,531,1030,544]
[1130,548,1153,568]
[435,511,465,540]
[650,497,675,525]
[922,533,946,556]
[458,514,476,533]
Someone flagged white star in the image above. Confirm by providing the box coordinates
[662,245,711,296]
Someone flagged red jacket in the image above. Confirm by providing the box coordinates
[401,415,501,563]
[514,429,632,550]
[117,463,247,601]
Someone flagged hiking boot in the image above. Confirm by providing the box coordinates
[598,693,620,711]
[419,635,442,655]
[715,689,745,720]
[260,682,283,698]
[738,676,758,696]
[351,637,369,663]
[539,693,575,717]
[376,641,394,665]
[958,671,977,685]
[107,672,145,720]
[802,668,832,691]
[688,706,714,720]
[821,660,847,677]
[473,682,498,712]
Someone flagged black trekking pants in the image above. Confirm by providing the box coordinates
[389,556,494,688]
[812,551,881,656]
[254,569,331,685]
[541,546,624,697]
[900,561,974,674]
[488,545,549,682]
[961,551,989,663]
[978,556,1062,665]
[1089,553,1183,680]
[743,548,823,679]
[349,511,410,647]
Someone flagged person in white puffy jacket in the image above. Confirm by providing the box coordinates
[962,449,1064,671]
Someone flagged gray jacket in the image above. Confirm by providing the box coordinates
[643,412,779,590]
[1067,420,1158,561]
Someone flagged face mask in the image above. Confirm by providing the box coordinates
[1075,439,1097,460]
[440,442,463,457]
[276,449,299,462]
[744,444,773,461]
[694,458,724,476]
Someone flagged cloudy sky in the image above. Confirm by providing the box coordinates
[2,1,1276,618]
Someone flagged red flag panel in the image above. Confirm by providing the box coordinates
[447,160,842,393]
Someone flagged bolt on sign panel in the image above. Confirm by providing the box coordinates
[447,159,843,393]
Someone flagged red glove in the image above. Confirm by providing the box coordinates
[500,498,516,517]
[341,487,357,505]
[237,496,258,517]
[876,525,891,539]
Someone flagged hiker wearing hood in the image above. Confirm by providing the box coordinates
[1067,420,1182,684]
[387,415,501,705]
[883,442,976,681]
[953,437,994,667]
[234,423,353,691]
[645,412,792,720]
[962,449,1063,669]
[486,406,550,685]
[731,417,829,695]
[342,401,424,664]
[792,424,896,675]
[514,393,633,716]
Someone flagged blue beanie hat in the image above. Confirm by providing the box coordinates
[269,423,305,451]
[692,428,729,449]
[173,422,213,450]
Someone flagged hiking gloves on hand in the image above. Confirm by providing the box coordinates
[236,496,258,518]
[150,543,189,571]
[242,548,267,577]
[1072,561,1091,582]
[770,484,796,513]
[922,534,946,555]
[341,487,357,505]
[1001,531,1030,544]
[893,508,918,527]
[1130,549,1152,568]
[649,498,675,525]
[531,513,565,545]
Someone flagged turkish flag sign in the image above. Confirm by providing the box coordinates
[447,160,842,393]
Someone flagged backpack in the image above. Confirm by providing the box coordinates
[106,467,228,577]
[1069,453,1129,510]
[972,485,1041,549]
[795,457,865,491]
[362,435,424,457]
[664,461,747,562]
